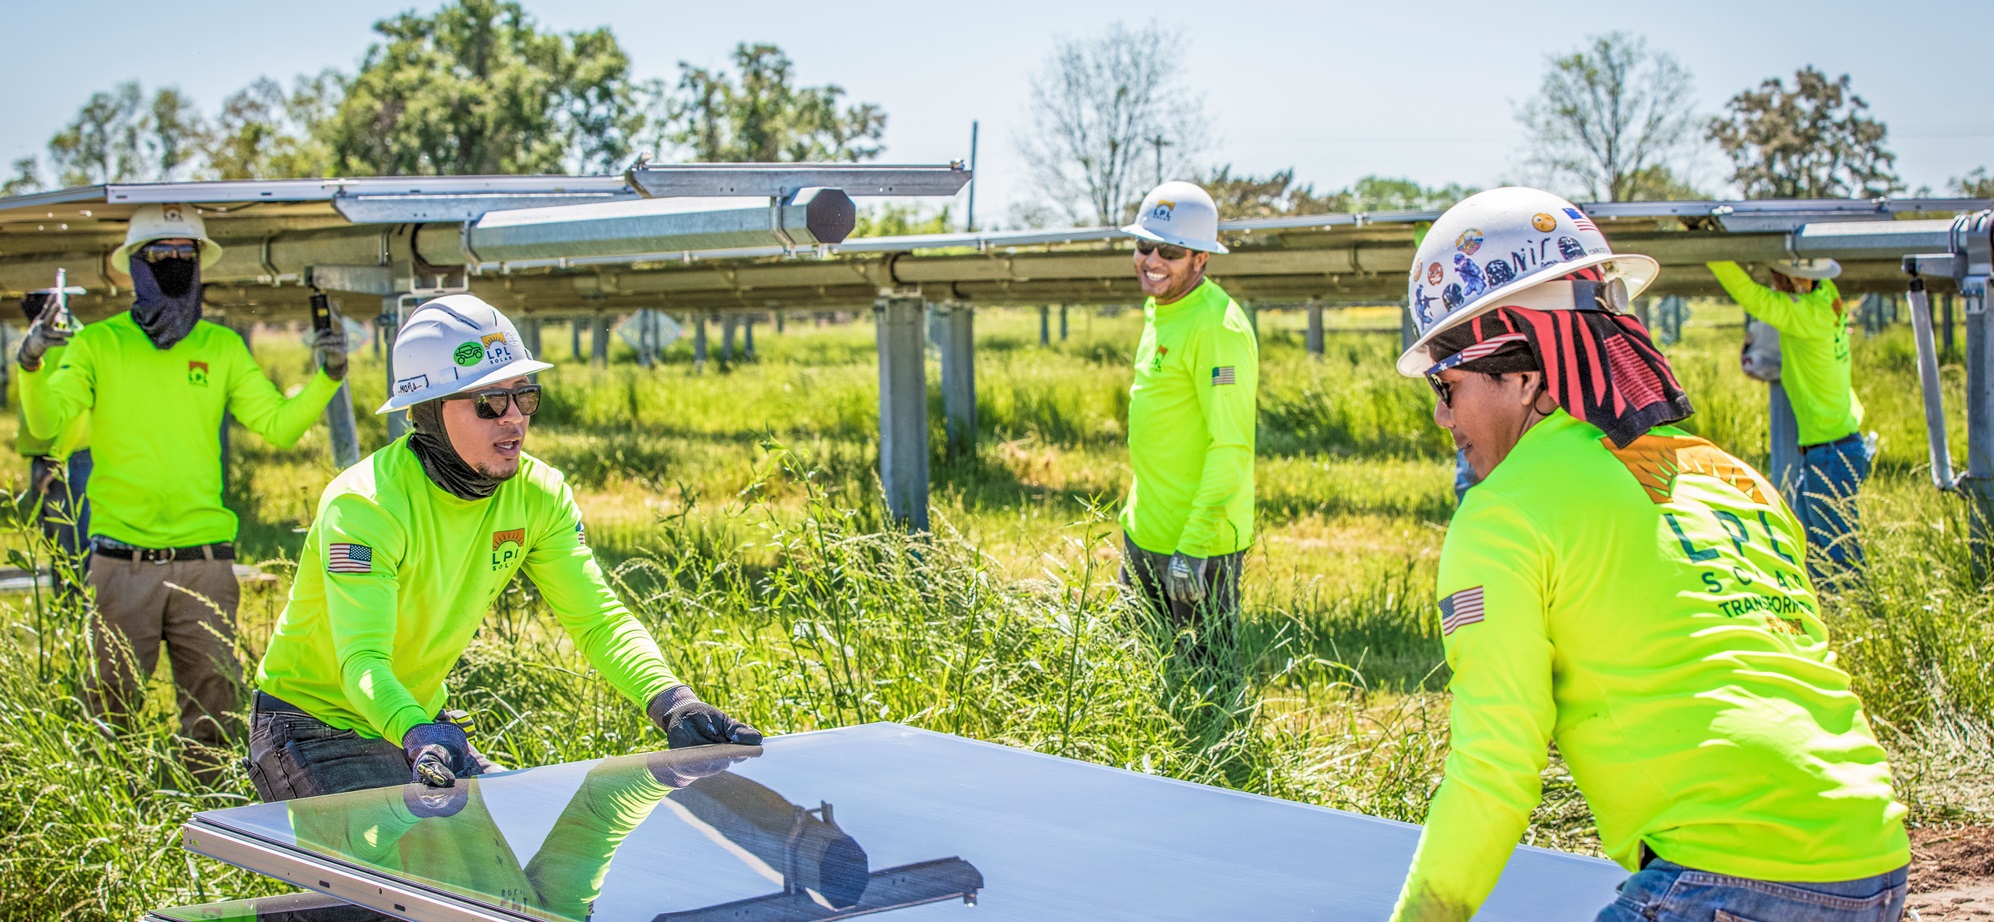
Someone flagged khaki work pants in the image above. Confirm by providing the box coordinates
[87,551,243,779]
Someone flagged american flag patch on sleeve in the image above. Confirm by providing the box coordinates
[1211,366,1236,386]
[1439,586,1485,635]
[328,542,373,574]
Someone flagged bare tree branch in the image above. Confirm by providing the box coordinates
[1515,32,1698,201]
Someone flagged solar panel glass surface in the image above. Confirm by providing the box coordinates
[182,722,1624,921]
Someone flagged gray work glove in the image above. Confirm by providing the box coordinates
[17,301,72,372]
[1164,552,1208,606]
[647,685,764,749]
[402,720,476,787]
[312,326,349,381]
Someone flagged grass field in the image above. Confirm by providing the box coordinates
[0,294,1988,919]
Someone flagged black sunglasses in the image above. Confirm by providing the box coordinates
[138,241,200,263]
[452,383,542,419]
[1426,374,1455,408]
[1134,241,1193,261]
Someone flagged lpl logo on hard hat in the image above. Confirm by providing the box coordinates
[1150,199,1177,221]
[480,331,516,365]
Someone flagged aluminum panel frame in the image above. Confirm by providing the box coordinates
[182,819,523,922]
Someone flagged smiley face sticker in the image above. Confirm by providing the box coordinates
[1531,212,1558,233]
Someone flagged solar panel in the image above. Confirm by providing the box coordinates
[166,722,1623,921]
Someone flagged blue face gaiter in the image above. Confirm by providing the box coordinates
[129,254,202,350]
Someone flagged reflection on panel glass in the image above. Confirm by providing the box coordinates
[149,891,394,921]
[186,723,1626,921]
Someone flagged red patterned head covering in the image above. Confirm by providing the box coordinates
[1426,268,1694,448]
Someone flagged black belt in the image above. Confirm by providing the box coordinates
[93,541,234,562]
[1800,432,1861,451]
[253,690,309,715]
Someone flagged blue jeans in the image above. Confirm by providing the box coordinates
[1797,435,1870,582]
[1597,859,1906,922]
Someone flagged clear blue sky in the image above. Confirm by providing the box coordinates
[5,0,1990,223]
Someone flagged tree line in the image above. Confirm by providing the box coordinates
[1016,24,1994,227]
[8,8,1990,230]
[2,0,885,193]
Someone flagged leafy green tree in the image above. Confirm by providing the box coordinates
[1201,165,1335,219]
[204,72,343,179]
[1516,32,1699,202]
[1708,66,1899,198]
[325,0,643,175]
[45,81,206,185]
[1340,176,1481,211]
[657,43,886,163]
[2,158,42,195]
[1951,167,1994,199]
[853,203,953,237]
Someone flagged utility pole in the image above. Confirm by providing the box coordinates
[966,120,979,233]
[1148,134,1172,185]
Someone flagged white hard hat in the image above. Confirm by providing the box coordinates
[112,204,224,274]
[376,294,553,414]
[1121,181,1229,255]
[1398,187,1658,377]
[1770,258,1841,281]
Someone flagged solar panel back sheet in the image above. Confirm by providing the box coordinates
[166,722,1624,921]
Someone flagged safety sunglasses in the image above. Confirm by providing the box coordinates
[1134,241,1193,261]
[1425,373,1455,408]
[453,383,542,420]
[138,241,200,263]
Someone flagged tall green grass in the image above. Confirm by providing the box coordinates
[0,301,1986,919]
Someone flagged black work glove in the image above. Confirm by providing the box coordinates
[402,720,475,787]
[312,326,349,381]
[647,685,763,749]
[17,299,72,372]
[1164,552,1208,606]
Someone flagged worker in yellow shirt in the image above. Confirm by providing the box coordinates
[17,204,347,782]
[1707,258,1866,580]
[1388,188,1907,922]
[1116,181,1258,668]
[251,295,757,800]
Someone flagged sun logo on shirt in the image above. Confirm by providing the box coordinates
[491,527,525,571]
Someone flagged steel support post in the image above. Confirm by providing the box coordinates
[381,296,409,440]
[1769,382,1802,506]
[937,302,977,457]
[1400,298,1416,352]
[875,294,930,530]
[1943,292,1956,356]
[1059,303,1069,341]
[692,313,708,372]
[776,311,785,334]
[1966,289,1992,573]
[1306,300,1324,358]
[590,312,609,366]
[325,380,361,470]
[743,315,756,359]
[571,319,583,360]
[1038,305,1050,346]
[517,317,541,358]
[722,314,739,361]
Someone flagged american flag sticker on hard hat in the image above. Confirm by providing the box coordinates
[328,542,373,574]
[1439,586,1485,635]
[1211,366,1236,386]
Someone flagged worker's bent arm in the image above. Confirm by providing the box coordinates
[320,493,433,745]
[524,757,677,916]
[524,478,682,708]
[1706,261,1839,339]
[1178,316,1258,556]
[1389,497,1558,922]
[222,330,342,449]
[20,332,99,442]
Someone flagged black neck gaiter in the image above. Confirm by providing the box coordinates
[129,256,203,350]
[406,399,503,501]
